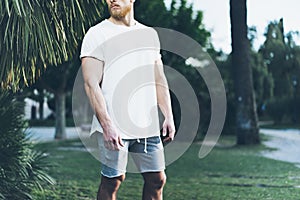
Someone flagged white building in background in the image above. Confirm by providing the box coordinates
[24,98,52,120]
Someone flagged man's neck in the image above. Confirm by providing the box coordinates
[108,14,136,27]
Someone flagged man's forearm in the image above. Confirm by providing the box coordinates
[156,74,176,141]
[85,83,112,130]
[155,59,174,119]
[156,77,174,119]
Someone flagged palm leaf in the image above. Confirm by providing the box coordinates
[0,0,105,91]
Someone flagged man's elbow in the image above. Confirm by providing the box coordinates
[84,79,98,94]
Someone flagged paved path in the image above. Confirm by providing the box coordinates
[25,127,79,142]
[260,128,300,168]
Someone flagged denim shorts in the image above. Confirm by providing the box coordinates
[97,134,165,178]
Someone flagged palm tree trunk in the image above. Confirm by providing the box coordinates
[54,92,66,139]
[230,0,260,144]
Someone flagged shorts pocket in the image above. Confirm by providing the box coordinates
[147,136,161,144]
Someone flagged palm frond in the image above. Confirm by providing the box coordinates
[0,0,105,91]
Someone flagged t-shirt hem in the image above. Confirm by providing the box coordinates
[91,130,160,140]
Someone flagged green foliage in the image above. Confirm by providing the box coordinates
[250,50,274,110]
[170,0,210,46]
[135,0,211,46]
[0,0,105,90]
[266,96,300,124]
[135,0,170,27]
[214,55,236,135]
[266,97,291,124]
[0,91,55,199]
[259,19,299,98]
[259,19,300,124]
[38,60,81,93]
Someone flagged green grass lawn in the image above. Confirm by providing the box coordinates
[32,136,300,200]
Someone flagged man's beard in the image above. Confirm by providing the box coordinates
[109,5,131,20]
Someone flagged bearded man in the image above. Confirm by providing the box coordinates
[80,0,175,199]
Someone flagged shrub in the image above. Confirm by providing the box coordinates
[265,97,291,124]
[0,91,55,199]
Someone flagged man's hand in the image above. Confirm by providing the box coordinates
[103,124,124,151]
[162,118,176,143]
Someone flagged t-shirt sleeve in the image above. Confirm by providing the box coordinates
[80,27,105,61]
[153,29,162,60]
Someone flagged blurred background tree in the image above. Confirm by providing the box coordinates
[259,19,300,124]
[230,0,260,144]
[34,59,80,139]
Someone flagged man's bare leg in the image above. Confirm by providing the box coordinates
[97,174,125,200]
[142,171,166,200]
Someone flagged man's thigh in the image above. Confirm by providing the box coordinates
[97,133,129,178]
[129,136,165,173]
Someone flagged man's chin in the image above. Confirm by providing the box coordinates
[110,12,123,19]
[109,6,131,20]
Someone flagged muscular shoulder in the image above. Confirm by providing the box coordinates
[80,20,109,60]
[85,20,109,37]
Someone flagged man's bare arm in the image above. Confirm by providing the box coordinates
[155,59,176,142]
[81,57,123,150]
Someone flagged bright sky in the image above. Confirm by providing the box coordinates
[164,0,300,53]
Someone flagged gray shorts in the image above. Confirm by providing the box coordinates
[97,134,165,178]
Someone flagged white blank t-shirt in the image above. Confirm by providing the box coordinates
[80,19,161,139]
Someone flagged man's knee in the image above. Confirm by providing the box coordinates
[153,174,166,189]
[101,174,125,193]
[143,172,166,190]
